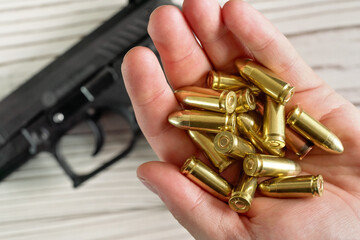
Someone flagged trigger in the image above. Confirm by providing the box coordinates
[86,119,104,156]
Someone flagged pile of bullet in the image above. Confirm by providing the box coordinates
[168,58,344,213]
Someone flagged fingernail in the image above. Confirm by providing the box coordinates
[138,176,158,195]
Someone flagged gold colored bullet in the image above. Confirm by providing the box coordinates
[285,127,314,160]
[228,174,257,213]
[263,96,286,148]
[243,153,301,177]
[236,111,262,135]
[258,175,324,198]
[181,156,233,201]
[174,86,237,114]
[168,110,237,134]
[214,131,256,159]
[235,88,256,113]
[237,113,285,157]
[287,105,344,154]
[188,130,234,172]
[235,59,295,104]
[207,70,261,95]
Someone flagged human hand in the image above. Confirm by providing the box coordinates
[121,0,360,239]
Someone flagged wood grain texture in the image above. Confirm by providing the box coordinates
[0,0,359,239]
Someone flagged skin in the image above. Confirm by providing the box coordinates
[121,0,360,239]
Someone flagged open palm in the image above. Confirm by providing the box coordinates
[121,0,360,239]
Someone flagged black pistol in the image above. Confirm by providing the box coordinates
[0,0,172,187]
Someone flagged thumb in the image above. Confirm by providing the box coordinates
[137,161,251,240]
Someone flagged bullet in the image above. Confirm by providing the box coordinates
[285,127,314,160]
[214,131,256,159]
[243,153,301,177]
[236,111,262,135]
[188,130,234,172]
[228,174,257,213]
[263,96,286,148]
[237,113,285,157]
[174,86,237,114]
[287,105,344,154]
[181,156,233,201]
[235,88,256,113]
[207,70,261,95]
[258,175,324,198]
[235,59,295,104]
[168,110,237,134]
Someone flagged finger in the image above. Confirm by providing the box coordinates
[121,46,197,166]
[148,5,212,89]
[222,0,322,93]
[222,0,358,138]
[182,0,250,73]
[137,161,251,240]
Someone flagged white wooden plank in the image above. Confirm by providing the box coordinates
[0,0,126,23]
[0,38,80,65]
[0,9,117,36]
[270,7,360,36]
[0,208,192,240]
[287,27,360,90]
[0,22,101,49]
[0,0,91,11]
[251,0,336,11]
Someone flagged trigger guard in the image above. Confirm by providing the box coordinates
[86,118,104,156]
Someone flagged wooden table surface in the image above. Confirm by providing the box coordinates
[0,0,359,239]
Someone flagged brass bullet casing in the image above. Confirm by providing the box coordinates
[263,96,286,148]
[235,59,295,104]
[214,131,256,159]
[168,110,237,134]
[243,153,301,177]
[188,130,234,172]
[285,127,314,160]
[237,113,285,157]
[229,174,257,213]
[174,86,237,114]
[235,88,256,113]
[181,156,233,201]
[287,105,344,154]
[207,70,261,95]
[258,175,324,198]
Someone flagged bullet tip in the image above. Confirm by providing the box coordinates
[168,111,183,127]
[258,182,270,193]
[235,58,253,69]
[329,136,344,154]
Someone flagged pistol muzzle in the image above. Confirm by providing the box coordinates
[181,156,233,201]
[258,175,324,198]
[287,106,343,154]
[235,59,294,104]
[243,153,301,177]
[188,130,234,172]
